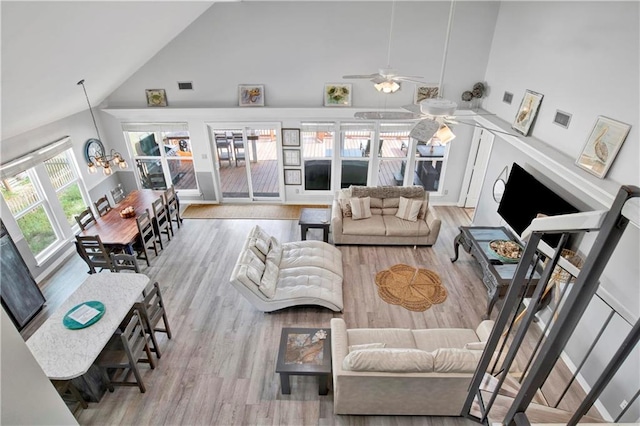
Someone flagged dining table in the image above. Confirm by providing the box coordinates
[26,272,150,401]
[78,189,166,254]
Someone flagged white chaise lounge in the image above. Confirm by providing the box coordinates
[229,225,344,312]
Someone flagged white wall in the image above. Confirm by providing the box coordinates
[103,1,500,204]
[483,1,639,187]
[473,1,639,421]
[1,308,78,425]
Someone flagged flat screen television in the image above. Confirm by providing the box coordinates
[497,163,579,247]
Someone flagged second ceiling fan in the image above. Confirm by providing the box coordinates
[342,1,426,94]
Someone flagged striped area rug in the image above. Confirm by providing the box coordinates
[182,204,329,220]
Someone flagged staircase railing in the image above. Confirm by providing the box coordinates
[462,185,640,425]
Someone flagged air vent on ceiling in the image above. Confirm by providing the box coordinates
[502,91,513,104]
[178,81,193,90]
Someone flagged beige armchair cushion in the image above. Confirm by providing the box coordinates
[343,348,434,373]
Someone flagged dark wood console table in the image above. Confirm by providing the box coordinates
[451,226,540,319]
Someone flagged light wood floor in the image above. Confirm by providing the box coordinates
[23,206,597,425]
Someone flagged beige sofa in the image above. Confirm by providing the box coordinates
[330,318,494,416]
[331,186,441,246]
[229,225,344,312]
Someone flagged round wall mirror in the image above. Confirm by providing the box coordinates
[493,178,506,203]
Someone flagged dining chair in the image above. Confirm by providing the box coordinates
[152,196,172,249]
[214,133,232,167]
[50,380,88,415]
[110,253,141,273]
[135,209,159,267]
[164,185,182,231]
[232,133,246,166]
[110,183,126,204]
[134,281,172,359]
[75,208,97,231]
[96,309,155,393]
[75,235,115,274]
[94,195,112,217]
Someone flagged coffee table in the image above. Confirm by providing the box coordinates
[275,327,331,395]
[299,208,330,242]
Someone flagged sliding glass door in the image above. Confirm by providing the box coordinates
[209,124,281,202]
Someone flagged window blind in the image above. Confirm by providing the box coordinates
[0,136,72,180]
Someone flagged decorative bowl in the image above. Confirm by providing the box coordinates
[119,206,136,219]
[489,239,523,263]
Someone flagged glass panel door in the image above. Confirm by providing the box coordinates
[247,127,279,199]
[211,124,281,201]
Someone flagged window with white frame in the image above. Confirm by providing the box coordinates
[0,138,90,260]
[122,123,198,192]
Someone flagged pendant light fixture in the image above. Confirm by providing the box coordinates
[77,79,127,175]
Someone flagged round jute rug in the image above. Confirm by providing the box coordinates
[375,264,447,312]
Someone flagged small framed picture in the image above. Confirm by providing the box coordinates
[512,90,544,136]
[284,169,302,185]
[238,84,264,107]
[576,116,631,179]
[283,149,301,166]
[324,83,352,107]
[146,89,167,107]
[282,128,301,146]
[414,85,439,103]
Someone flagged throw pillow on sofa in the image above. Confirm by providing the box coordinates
[396,196,422,222]
[350,197,372,220]
[343,348,434,372]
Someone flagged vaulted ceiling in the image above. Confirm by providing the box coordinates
[1,1,215,140]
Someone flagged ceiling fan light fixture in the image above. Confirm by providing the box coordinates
[433,124,456,145]
[375,80,400,93]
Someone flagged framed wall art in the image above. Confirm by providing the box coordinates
[284,169,302,185]
[282,128,301,146]
[576,116,631,179]
[414,85,439,103]
[238,84,264,107]
[283,149,301,166]
[512,90,544,136]
[146,89,167,107]
[324,83,351,107]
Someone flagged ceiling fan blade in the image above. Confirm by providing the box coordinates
[343,73,380,79]
[355,111,419,120]
[410,119,441,142]
[401,103,422,115]
[447,119,518,136]
[393,76,426,84]
[371,76,387,84]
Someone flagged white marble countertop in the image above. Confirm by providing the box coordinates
[26,272,150,380]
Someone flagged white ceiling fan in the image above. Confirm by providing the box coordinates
[342,2,426,94]
[353,1,515,141]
